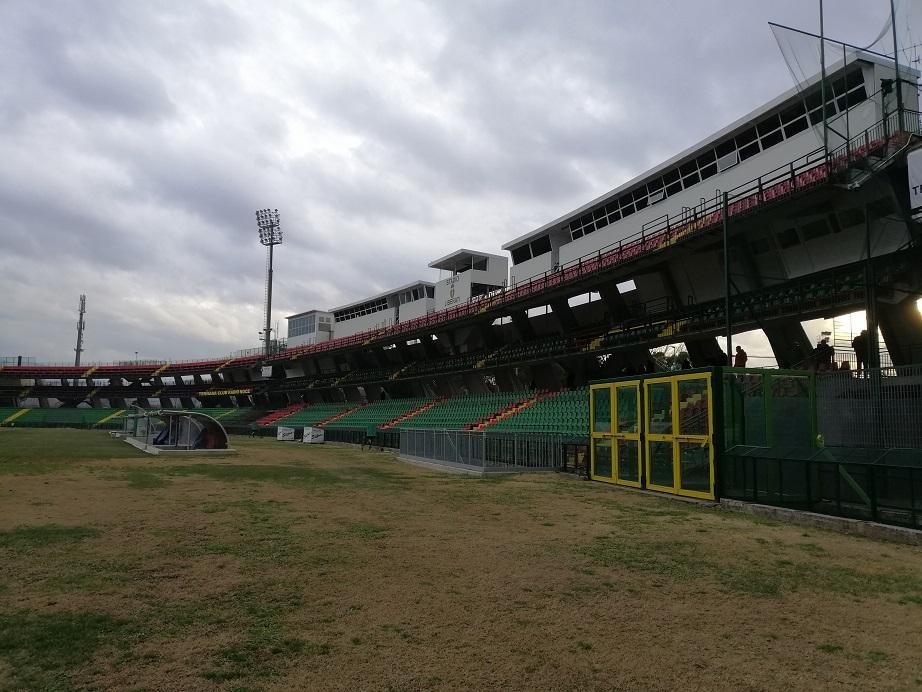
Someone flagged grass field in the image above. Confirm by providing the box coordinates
[0,428,921,691]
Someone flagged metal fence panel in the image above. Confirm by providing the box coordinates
[720,445,922,530]
[817,365,922,449]
[398,428,579,472]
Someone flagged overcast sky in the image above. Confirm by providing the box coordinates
[0,0,900,363]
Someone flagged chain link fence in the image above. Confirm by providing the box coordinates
[399,428,583,473]
[817,365,922,449]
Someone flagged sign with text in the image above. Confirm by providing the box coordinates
[909,148,922,210]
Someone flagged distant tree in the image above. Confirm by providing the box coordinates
[653,346,690,371]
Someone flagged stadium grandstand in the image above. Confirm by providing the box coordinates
[2,49,922,459]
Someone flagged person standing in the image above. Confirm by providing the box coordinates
[733,345,748,368]
[852,330,869,376]
[815,338,834,371]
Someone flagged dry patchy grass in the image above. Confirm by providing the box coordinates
[0,429,920,691]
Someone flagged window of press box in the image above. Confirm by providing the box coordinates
[511,245,531,265]
[530,235,552,257]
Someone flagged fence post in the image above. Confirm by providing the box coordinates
[868,464,878,522]
[910,467,918,529]
[804,458,812,510]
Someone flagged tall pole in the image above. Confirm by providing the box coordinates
[256,209,283,359]
[74,294,86,367]
[723,192,733,366]
[891,0,904,132]
[819,0,828,159]
[864,203,880,370]
[265,243,274,357]
[864,201,881,446]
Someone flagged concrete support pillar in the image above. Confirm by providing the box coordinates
[510,310,535,342]
[549,298,579,334]
[598,284,634,324]
[878,297,922,366]
[763,320,813,369]
[684,337,725,367]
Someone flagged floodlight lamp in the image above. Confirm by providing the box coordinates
[255,208,282,247]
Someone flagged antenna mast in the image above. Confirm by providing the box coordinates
[74,294,86,367]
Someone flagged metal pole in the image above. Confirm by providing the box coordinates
[820,0,828,159]
[891,0,904,133]
[265,243,274,357]
[864,203,880,370]
[74,294,86,367]
[722,192,732,365]
[843,43,850,155]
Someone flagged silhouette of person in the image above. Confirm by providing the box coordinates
[852,330,869,375]
[733,345,748,368]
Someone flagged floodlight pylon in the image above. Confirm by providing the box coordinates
[256,209,282,358]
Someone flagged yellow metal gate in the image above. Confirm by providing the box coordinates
[590,381,642,487]
[643,373,715,500]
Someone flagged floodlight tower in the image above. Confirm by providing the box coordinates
[74,294,86,367]
[256,209,283,357]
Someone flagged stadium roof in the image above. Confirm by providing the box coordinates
[428,248,506,271]
[330,280,435,313]
[285,309,332,320]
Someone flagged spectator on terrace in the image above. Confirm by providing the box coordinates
[733,345,748,368]
[681,358,693,370]
[813,338,834,371]
[840,360,851,372]
[852,330,869,375]
[643,359,657,374]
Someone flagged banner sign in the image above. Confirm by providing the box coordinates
[909,149,922,210]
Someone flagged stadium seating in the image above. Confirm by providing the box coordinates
[255,403,305,426]
[272,402,355,427]
[2,407,122,428]
[191,408,255,424]
[392,391,527,429]
[323,397,431,431]
[488,389,589,436]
